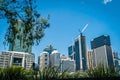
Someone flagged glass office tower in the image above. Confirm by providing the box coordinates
[91,35,114,68]
[9,21,32,53]
[68,33,87,71]
[74,33,87,71]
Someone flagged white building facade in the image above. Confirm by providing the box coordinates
[39,51,49,70]
[60,55,75,72]
[50,50,60,67]
[38,49,75,72]
[0,51,34,69]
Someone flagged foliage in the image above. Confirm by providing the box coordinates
[0,0,50,52]
[0,66,119,80]
[72,71,88,78]
[86,65,118,77]
[36,67,71,80]
[0,66,28,80]
[37,67,87,79]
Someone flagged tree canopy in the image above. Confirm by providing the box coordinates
[0,0,50,52]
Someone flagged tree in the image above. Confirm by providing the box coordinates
[0,0,50,53]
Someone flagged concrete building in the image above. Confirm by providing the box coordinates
[87,50,94,69]
[9,21,32,53]
[60,55,75,72]
[39,51,49,70]
[91,35,114,68]
[68,33,87,71]
[38,48,75,72]
[0,51,34,69]
[50,50,60,67]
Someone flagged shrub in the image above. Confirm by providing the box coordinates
[0,66,28,80]
[86,65,118,77]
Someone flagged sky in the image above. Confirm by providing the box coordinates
[0,0,120,62]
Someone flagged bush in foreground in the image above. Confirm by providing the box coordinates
[0,65,120,80]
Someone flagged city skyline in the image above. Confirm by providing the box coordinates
[0,0,120,62]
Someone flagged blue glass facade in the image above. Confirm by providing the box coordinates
[9,21,32,53]
[74,39,80,70]
[81,36,87,70]
[69,33,87,71]
[91,35,111,49]
[68,46,72,57]
[68,45,75,59]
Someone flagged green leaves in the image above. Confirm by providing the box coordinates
[86,65,118,77]
[0,0,50,53]
[0,66,119,80]
[0,66,27,80]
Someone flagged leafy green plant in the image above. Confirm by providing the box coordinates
[0,66,28,80]
[72,71,87,78]
[0,0,50,53]
[37,67,59,80]
[0,68,5,80]
[1,65,119,80]
[36,66,74,80]
[86,65,118,77]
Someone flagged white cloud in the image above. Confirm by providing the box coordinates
[103,0,112,4]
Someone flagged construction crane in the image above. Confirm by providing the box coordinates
[78,23,89,38]
[79,23,89,36]
[81,23,89,33]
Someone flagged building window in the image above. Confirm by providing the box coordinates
[44,67,47,69]
[45,54,47,57]
[45,59,47,61]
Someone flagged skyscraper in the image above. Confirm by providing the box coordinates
[74,33,87,71]
[9,21,32,53]
[38,51,49,70]
[68,33,87,71]
[91,35,114,68]
[50,50,60,67]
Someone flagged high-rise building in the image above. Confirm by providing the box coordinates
[87,50,94,69]
[9,21,32,53]
[74,33,87,71]
[0,51,34,69]
[68,33,87,71]
[91,35,114,68]
[50,50,60,67]
[38,51,49,70]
